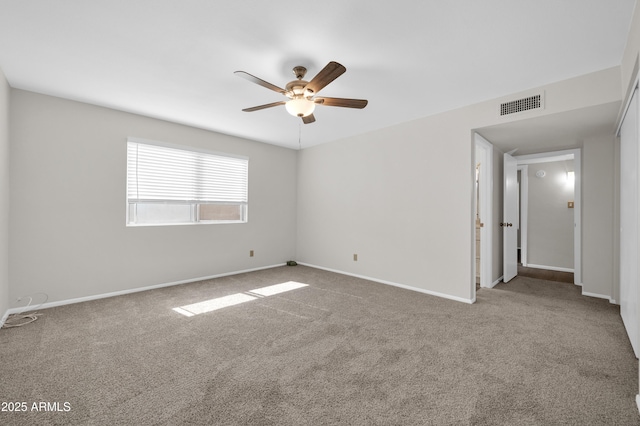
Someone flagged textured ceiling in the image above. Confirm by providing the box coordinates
[0,0,635,149]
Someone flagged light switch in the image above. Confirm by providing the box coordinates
[568,202,574,208]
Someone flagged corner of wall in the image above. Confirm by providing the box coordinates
[0,66,9,325]
[621,1,640,107]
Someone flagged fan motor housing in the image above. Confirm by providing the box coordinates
[285,80,310,98]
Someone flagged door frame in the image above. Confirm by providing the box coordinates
[474,133,494,293]
[514,149,582,285]
[518,165,529,266]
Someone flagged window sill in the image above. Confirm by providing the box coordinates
[126,220,247,227]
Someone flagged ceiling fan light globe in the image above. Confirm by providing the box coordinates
[285,98,315,117]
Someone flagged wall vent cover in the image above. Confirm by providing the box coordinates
[499,93,544,116]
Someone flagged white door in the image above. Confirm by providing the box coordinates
[620,87,639,357]
[503,153,519,282]
[475,134,494,289]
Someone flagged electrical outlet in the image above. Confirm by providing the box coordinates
[250,250,254,257]
[353,254,358,261]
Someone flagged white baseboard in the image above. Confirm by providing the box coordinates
[636,394,640,415]
[582,291,614,304]
[525,263,574,273]
[0,310,9,329]
[298,263,474,304]
[4,263,286,315]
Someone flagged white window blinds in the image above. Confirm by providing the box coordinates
[127,140,248,204]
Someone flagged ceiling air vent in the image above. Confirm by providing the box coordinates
[499,93,544,116]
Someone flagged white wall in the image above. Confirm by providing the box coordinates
[297,113,474,302]
[0,68,9,322]
[526,160,575,270]
[621,2,640,104]
[8,90,298,306]
[620,1,640,404]
[582,134,616,299]
[297,67,622,303]
[5,63,625,307]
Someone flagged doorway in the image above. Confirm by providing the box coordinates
[508,150,581,285]
[517,162,574,283]
[472,139,582,296]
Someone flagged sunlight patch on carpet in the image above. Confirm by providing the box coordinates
[248,281,308,297]
[173,293,257,316]
[172,281,309,316]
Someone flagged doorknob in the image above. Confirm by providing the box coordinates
[500,222,513,227]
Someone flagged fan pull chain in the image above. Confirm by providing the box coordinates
[298,122,302,150]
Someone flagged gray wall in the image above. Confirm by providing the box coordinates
[526,160,575,270]
[8,90,298,306]
[0,69,9,320]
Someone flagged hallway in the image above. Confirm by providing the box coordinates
[517,264,574,284]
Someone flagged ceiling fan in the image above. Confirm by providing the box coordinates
[235,61,368,124]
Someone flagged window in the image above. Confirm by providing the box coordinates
[126,139,248,226]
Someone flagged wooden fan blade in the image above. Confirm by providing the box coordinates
[304,61,346,95]
[314,97,368,109]
[242,101,286,112]
[302,114,316,124]
[235,71,286,94]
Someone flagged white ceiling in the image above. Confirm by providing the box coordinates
[0,1,635,150]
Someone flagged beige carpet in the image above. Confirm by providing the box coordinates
[0,266,638,425]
